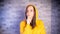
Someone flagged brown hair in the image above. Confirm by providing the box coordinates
[25,5,36,29]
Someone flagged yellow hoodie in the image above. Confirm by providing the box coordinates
[20,5,46,34]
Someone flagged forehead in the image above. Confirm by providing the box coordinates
[27,6,34,9]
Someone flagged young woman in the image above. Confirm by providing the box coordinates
[20,5,46,34]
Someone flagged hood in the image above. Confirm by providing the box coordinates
[34,5,38,20]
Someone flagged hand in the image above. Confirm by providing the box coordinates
[26,18,32,24]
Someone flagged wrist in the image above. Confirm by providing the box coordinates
[27,19,30,24]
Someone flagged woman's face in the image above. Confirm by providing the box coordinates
[27,6,34,19]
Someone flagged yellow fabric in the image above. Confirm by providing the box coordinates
[20,5,46,34]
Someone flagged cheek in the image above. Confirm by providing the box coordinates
[31,12,34,17]
[26,13,29,16]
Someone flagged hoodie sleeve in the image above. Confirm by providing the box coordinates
[20,21,32,34]
[20,21,25,34]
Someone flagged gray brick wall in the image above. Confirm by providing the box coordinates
[0,0,53,34]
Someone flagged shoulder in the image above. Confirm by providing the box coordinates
[36,19,44,26]
[20,20,26,26]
